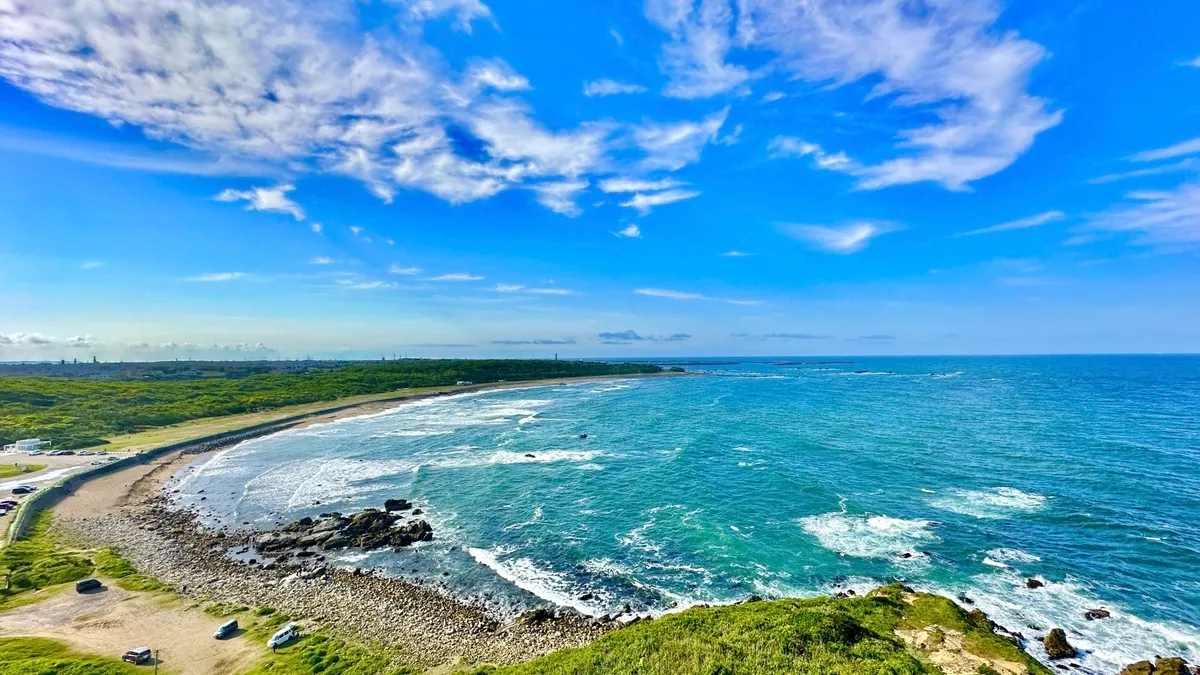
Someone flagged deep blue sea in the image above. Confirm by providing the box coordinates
[172,356,1200,673]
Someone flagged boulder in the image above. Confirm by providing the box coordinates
[283,516,314,532]
[384,499,412,512]
[1119,662,1154,675]
[1084,608,1111,621]
[1026,578,1045,589]
[1155,658,1192,675]
[297,531,335,548]
[1043,628,1076,660]
[310,517,346,534]
[321,533,352,550]
[514,608,555,625]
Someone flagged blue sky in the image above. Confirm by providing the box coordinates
[1,0,1198,360]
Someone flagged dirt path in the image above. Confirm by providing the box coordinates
[53,450,201,520]
[0,583,259,675]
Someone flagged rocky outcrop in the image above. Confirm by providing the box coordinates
[255,505,433,555]
[1042,628,1076,659]
[1025,578,1044,589]
[1120,658,1195,675]
[1084,608,1111,620]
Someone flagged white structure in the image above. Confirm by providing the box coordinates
[2,438,51,453]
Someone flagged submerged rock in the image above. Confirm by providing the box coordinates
[1043,628,1076,659]
[1084,608,1111,621]
[1026,578,1045,589]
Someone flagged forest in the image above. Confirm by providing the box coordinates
[0,359,661,449]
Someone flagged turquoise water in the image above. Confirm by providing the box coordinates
[174,356,1200,673]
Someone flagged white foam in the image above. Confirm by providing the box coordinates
[947,570,1200,673]
[485,450,601,465]
[502,505,544,532]
[928,487,1049,519]
[577,463,605,471]
[798,511,939,561]
[468,547,606,616]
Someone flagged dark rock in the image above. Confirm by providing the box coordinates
[524,453,536,458]
[283,517,314,532]
[1026,578,1045,589]
[1043,628,1076,659]
[411,508,423,515]
[741,594,763,603]
[1119,662,1154,675]
[968,609,992,629]
[515,608,555,625]
[384,498,412,512]
[321,533,352,550]
[1084,608,1111,621]
[1154,657,1192,675]
[579,434,588,439]
[958,594,974,605]
[577,592,595,601]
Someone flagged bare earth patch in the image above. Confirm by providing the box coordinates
[898,626,1027,675]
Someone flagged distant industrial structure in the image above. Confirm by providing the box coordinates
[2,438,51,453]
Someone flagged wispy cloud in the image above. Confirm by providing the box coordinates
[734,332,832,340]
[341,280,394,290]
[621,189,701,214]
[768,137,856,172]
[531,179,589,217]
[1130,137,1200,163]
[526,288,575,295]
[634,108,729,171]
[184,272,246,282]
[389,265,420,275]
[857,334,897,341]
[955,210,1066,237]
[426,273,485,282]
[583,79,647,97]
[214,184,306,221]
[646,0,752,99]
[491,338,577,345]
[1087,158,1200,184]
[721,250,753,257]
[310,257,334,265]
[613,224,642,238]
[598,177,686,193]
[494,283,525,292]
[761,91,785,103]
[597,329,691,345]
[311,223,324,234]
[1084,180,1200,248]
[780,221,900,254]
[634,287,759,305]
[81,260,104,269]
[1186,56,1200,68]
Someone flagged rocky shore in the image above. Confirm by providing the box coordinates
[61,496,613,669]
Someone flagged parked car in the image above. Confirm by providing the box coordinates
[122,647,152,665]
[75,578,102,593]
[90,460,105,466]
[0,509,8,518]
[77,451,94,456]
[0,500,17,509]
[11,485,36,495]
[213,619,238,639]
[267,623,299,649]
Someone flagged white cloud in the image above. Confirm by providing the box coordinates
[610,29,624,45]
[956,210,1066,237]
[1085,180,1200,248]
[350,226,364,236]
[389,265,420,275]
[426,273,484,281]
[464,59,531,92]
[1131,138,1200,163]
[1087,158,1200,185]
[634,107,729,170]
[721,250,753,257]
[214,185,305,221]
[614,224,642,238]
[768,137,856,171]
[634,287,757,305]
[780,221,899,254]
[526,288,575,295]
[494,283,525,292]
[583,79,647,97]
[184,272,246,282]
[621,189,702,214]
[311,222,324,234]
[1184,56,1200,68]
[396,0,493,33]
[738,0,1060,190]
[646,0,752,99]
[81,260,104,269]
[761,91,785,103]
[310,257,334,265]
[635,287,706,300]
[342,280,394,290]
[599,177,687,193]
[531,179,589,217]
[0,332,55,347]
[0,0,619,216]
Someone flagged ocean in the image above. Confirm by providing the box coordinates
[171,356,1200,673]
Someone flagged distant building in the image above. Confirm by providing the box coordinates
[456,380,474,386]
[3,438,51,453]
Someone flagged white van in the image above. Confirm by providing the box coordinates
[267,623,299,649]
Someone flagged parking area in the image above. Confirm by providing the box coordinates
[0,450,135,533]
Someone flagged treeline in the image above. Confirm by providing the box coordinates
[0,360,661,449]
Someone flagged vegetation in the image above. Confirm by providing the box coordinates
[204,601,250,617]
[93,547,171,592]
[244,612,416,675]
[0,637,139,675]
[0,463,45,479]
[474,586,1051,675]
[0,513,91,608]
[0,359,661,449]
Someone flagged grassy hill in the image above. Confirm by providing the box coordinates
[473,586,1051,675]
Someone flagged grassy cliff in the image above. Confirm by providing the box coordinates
[474,586,1050,675]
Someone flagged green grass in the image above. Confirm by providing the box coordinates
[474,587,1052,675]
[0,463,45,479]
[93,547,171,592]
[204,601,250,617]
[0,359,661,449]
[244,632,417,675]
[0,513,92,608]
[0,637,139,675]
